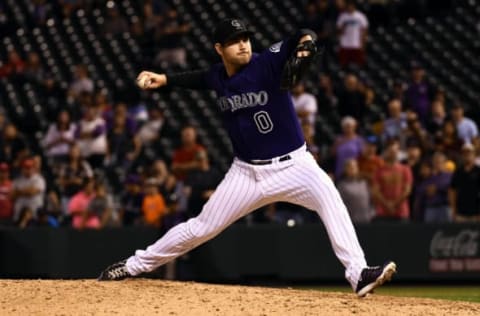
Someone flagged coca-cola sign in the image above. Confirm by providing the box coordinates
[430,230,479,258]
[429,229,480,273]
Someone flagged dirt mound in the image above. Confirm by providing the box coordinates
[0,279,478,315]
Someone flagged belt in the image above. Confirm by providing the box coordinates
[246,154,292,165]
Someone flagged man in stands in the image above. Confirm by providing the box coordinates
[171,126,207,182]
[336,0,369,67]
[12,159,46,222]
[449,143,480,222]
[371,139,412,222]
[450,102,478,145]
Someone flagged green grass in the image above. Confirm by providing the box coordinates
[297,285,480,303]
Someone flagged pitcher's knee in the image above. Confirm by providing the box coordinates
[185,217,223,241]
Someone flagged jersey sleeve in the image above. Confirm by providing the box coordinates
[166,69,211,90]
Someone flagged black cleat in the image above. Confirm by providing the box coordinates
[98,260,131,281]
[356,261,397,298]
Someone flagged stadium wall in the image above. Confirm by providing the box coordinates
[1,224,479,281]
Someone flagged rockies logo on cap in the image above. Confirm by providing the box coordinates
[231,20,241,29]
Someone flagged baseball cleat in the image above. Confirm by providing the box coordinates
[97,260,131,281]
[355,261,397,298]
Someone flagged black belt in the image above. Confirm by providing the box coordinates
[245,154,292,165]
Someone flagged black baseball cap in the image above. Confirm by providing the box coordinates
[213,18,253,45]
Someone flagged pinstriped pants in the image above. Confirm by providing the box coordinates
[126,144,367,289]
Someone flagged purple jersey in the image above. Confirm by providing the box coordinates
[204,40,305,161]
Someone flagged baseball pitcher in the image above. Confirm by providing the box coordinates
[99,18,396,297]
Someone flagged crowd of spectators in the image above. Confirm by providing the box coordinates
[0,0,477,230]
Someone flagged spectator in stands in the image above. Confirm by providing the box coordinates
[405,112,431,152]
[12,159,46,222]
[357,135,384,185]
[68,177,96,229]
[403,141,423,181]
[372,139,413,221]
[141,178,167,227]
[24,52,46,84]
[69,64,94,99]
[411,160,433,221]
[120,174,144,226]
[302,122,320,162]
[87,182,116,228]
[43,110,76,163]
[382,98,407,147]
[0,123,29,170]
[0,49,26,78]
[405,61,431,124]
[434,120,463,162]
[426,98,447,136]
[57,144,93,213]
[317,73,338,110]
[0,163,13,225]
[107,108,141,169]
[336,0,368,67]
[105,102,137,134]
[184,152,222,217]
[450,102,479,144]
[137,106,164,145]
[75,105,107,169]
[449,143,480,222]
[159,172,183,223]
[153,9,190,68]
[332,116,364,179]
[291,82,318,132]
[171,126,207,182]
[337,159,373,223]
[402,141,424,214]
[418,152,452,223]
[337,74,366,121]
[103,5,129,36]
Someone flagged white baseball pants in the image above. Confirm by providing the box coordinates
[126,145,367,289]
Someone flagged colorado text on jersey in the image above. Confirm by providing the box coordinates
[217,91,269,112]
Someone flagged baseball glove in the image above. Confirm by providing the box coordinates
[280,40,322,90]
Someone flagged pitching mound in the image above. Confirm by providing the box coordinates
[0,279,478,315]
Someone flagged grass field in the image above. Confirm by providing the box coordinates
[300,285,480,303]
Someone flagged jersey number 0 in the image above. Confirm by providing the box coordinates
[253,111,274,134]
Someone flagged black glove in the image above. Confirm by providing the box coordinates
[280,40,322,90]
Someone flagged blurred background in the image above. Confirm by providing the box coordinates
[0,0,479,285]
